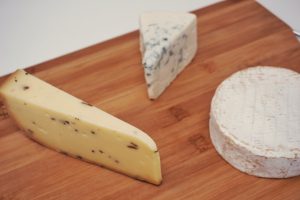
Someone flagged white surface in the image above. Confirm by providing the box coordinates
[0,0,299,76]
[210,66,300,178]
[0,0,219,76]
[257,0,300,34]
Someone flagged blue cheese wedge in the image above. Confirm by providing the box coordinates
[0,70,162,185]
[139,12,197,99]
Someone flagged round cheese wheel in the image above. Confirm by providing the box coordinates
[210,66,300,178]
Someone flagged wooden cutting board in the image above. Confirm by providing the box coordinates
[1,1,300,199]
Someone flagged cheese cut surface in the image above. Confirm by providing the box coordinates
[0,70,162,185]
[210,66,300,178]
[139,12,197,99]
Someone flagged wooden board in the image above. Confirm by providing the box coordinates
[1,1,300,199]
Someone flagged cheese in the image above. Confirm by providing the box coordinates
[0,70,162,185]
[139,12,197,99]
[210,66,300,178]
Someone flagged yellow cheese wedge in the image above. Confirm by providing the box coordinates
[0,70,162,185]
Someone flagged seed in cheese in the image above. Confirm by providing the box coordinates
[0,69,162,185]
[139,12,197,99]
[210,66,300,178]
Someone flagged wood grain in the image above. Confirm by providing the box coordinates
[1,1,300,199]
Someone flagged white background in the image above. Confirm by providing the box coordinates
[0,0,299,76]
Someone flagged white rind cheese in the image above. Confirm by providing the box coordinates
[139,12,197,99]
[210,66,300,178]
[0,70,162,185]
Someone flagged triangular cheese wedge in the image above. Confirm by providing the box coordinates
[139,12,197,99]
[0,70,162,185]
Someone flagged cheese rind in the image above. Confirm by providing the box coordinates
[139,12,197,99]
[0,70,162,185]
[210,66,300,178]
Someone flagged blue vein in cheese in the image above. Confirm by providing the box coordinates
[139,12,197,99]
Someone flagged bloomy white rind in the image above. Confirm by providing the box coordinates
[210,115,300,178]
[210,66,300,178]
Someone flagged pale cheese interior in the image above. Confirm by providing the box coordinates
[0,70,162,185]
